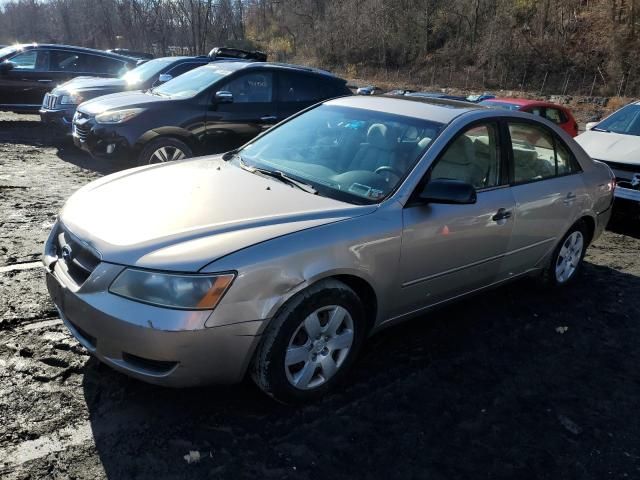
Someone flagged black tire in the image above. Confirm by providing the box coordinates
[251,279,366,404]
[136,137,193,167]
[542,221,589,287]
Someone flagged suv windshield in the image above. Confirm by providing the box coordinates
[121,58,177,85]
[151,64,234,98]
[595,104,640,135]
[238,104,444,204]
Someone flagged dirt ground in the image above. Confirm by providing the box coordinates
[1,111,640,480]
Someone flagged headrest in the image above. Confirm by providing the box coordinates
[367,123,389,149]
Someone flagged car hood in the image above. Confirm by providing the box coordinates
[575,130,640,165]
[77,90,168,115]
[55,76,127,93]
[60,156,375,271]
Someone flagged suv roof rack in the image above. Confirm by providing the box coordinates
[208,47,267,62]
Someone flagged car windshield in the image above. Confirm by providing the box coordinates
[479,100,522,111]
[237,104,444,204]
[121,58,177,85]
[151,64,233,98]
[594,104,640,135]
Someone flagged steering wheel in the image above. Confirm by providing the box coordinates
[375,166,403,183]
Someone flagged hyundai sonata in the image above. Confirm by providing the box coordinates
[44,95,614,403]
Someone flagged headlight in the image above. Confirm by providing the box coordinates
[60,92,83,105]
[95,108,144,124]
[109,269,235,310]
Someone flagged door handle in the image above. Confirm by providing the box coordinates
[492,208,512,222]
[260,115,277,122]
[563,192,577,204]
[37,79,53,83]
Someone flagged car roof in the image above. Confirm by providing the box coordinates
[326,95,484,124]
[11,43,137,62]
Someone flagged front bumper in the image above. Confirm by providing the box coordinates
[614,184,640,203]
[44,258,264,387]
[72,115,135,160]
[40,107,76,129]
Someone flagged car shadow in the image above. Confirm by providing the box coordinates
[82,261,640,479]
[0,116,122,175]
[607,209,640,240]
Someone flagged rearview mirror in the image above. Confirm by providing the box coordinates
[585,121,599,131]
[215,90,233,103]
[419,179,477,204]
[0,61,15,74]
[157,73,172,84]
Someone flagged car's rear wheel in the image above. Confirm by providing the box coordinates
[251,279,365,404]
[137,137,193,166]
[544,221,588,286]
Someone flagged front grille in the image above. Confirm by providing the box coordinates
[73,122,90,142]
[54,224,101,285]
[42,93,59,110]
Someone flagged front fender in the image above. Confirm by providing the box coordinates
[135,126,200,153]
[202,203,403,329]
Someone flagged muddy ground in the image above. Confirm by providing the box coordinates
[1,112,639,480]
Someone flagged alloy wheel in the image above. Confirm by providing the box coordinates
[555,231,584,283]
[285,305,354,390]
[149,146,186,164]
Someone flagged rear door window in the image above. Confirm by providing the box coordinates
[277,72,338,103]
[87,55,127,75]
[507,122,580,183]
[545,107,567,124]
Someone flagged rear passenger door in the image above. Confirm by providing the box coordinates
[501,120,585,276]
[276,72,339,121]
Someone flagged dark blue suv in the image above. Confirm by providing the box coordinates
[40,47,267,127]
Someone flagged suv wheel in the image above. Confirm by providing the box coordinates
[138,137,193,166]
[251,279,365,404]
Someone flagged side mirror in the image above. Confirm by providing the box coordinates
[157,73,172,84]
[214,90,233,103]
[418,179,477,205]
[0,61,15,74]
[585,121,599,131]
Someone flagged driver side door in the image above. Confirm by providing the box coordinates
[204,70,277,153]
[0,48,51,109]
[398,122,516,314]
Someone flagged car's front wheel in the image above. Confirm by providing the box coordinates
[137,137,193,166]
[251,279,366,404]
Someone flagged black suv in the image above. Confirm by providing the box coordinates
[0,44,138,113]
[40,47,267,127]
[72,61,351,165]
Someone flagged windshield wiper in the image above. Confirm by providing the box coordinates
[238,157,317,194]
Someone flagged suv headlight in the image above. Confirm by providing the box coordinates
[60,92,83,105]
[95,108,144,124]
[109,269,235,310]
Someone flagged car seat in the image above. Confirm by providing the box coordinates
[348,124,396,172]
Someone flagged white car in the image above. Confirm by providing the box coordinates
[576,101,640,205]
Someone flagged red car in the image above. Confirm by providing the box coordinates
[479,98,579,137]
